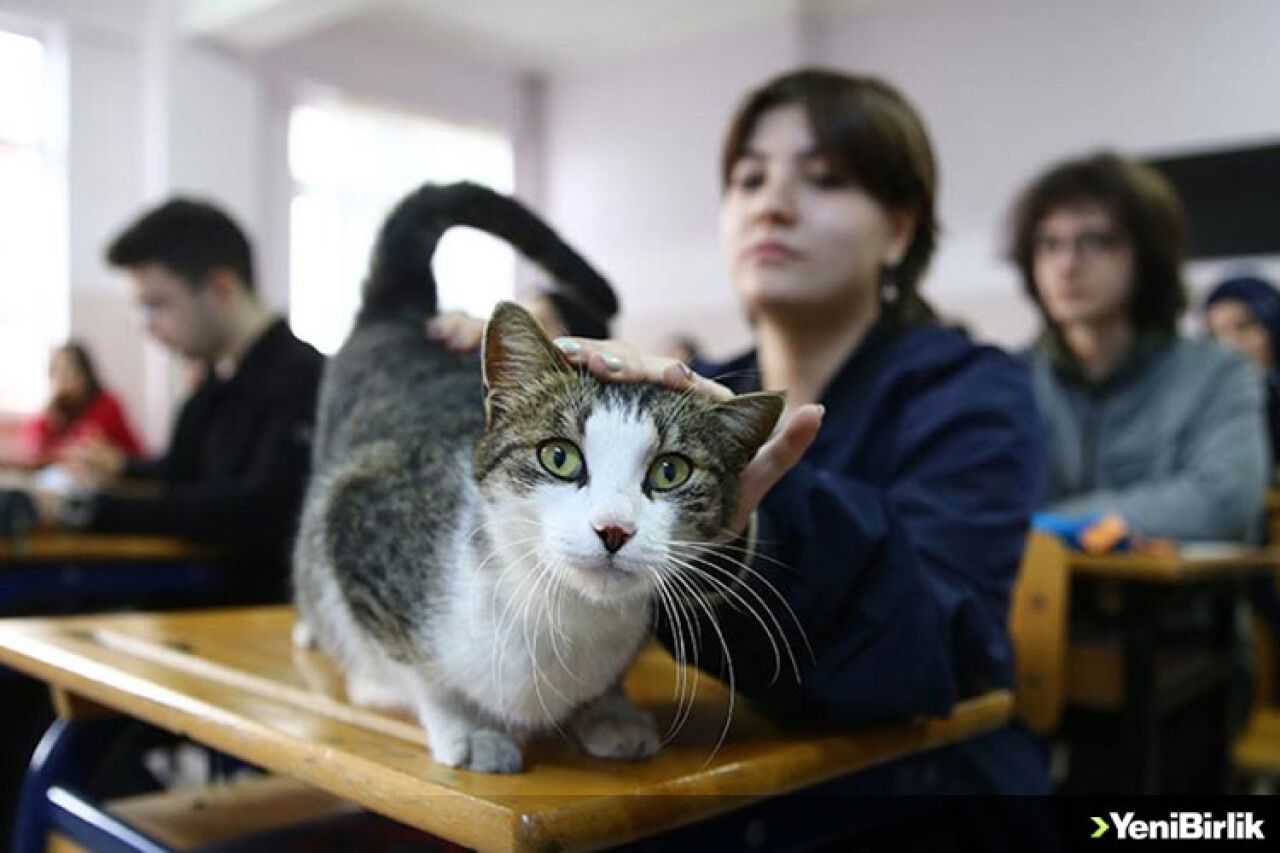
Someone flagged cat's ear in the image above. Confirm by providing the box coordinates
[482,300,570,395]
[714,391,786,469]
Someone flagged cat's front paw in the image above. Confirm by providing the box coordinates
[432,729,524,774]
[571,695,660,761]
[467,730,524,773]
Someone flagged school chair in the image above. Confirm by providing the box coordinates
[1232,580,1280,792]
[1008,531,1071,735]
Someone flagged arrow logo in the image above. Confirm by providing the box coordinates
[1092,816,1110,838]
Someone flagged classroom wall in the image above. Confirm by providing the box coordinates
[13,0,1280,445]
[812,0,1280,344]
[255,24,544,311]
[544,15,811,360]
[2,0,536,450]
[544,0,1280,356]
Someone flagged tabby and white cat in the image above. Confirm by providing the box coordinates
[293,182,783,773]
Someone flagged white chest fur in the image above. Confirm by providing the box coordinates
[431,537,651,729]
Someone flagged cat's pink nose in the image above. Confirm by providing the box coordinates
[595,524,632,554]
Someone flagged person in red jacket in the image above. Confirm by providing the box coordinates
[24,342,143,466]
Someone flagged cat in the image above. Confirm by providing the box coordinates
[292,182,783,773]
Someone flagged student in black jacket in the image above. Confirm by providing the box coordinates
[37,198,324,603]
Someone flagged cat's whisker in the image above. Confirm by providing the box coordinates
[544,558,586,686]
[652,570,698,743]
[464,516,545,549]
[664,553,791,688]
[478,534,550,685]
[677,559,806,691]
[670,541,815,666]
[651,570,701,744]
[669,535,801,575]
[524,560,575,737]
[671,543,805,650]
[491,545,553,709]
[659,568,737,767]
[671,535,810,617]
[662,382,703,428]
[647,573,689,738]
[705,367,765,386]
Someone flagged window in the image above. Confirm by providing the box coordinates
[288,98,516,354]
[0,23,67,413]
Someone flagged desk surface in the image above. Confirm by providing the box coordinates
[1068,545,1280,583]
[0,607,1011,853]
[0,533,215,563]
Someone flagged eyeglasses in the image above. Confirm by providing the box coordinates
[1032,230,1127,259]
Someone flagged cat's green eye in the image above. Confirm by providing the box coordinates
[646,454,692,492]
[538,440,584,481]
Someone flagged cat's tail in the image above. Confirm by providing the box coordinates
[358,181,617,329]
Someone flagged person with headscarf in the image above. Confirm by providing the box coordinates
[1204,273,1280,470]
[1204,273,1280,699]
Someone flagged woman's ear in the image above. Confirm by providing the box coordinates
[884,208,919,267]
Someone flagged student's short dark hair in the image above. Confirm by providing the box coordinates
[106,198,255,292]
[721,68,939,327]
[1008,151,1187,334]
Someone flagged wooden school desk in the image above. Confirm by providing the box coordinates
[1064,545,1279,793]
[0,607,1014,853]
[0,533,225,617]
[0,467,226,615]
[1266,489,1280,545]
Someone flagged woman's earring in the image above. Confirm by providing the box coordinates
[881,268,900,305]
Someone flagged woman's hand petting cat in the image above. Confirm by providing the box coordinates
[551,336,824,536]
[426,311,487,351]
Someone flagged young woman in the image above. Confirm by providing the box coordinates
[24,342,143,467]
[554,69,1049,795]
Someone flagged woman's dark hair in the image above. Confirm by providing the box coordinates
[1204,274,1280,369]
[49,341,103,424]
[721,68,939,326]
[1007,151,1187,335]
[106,197,255,292]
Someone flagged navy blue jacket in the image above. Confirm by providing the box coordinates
[661,319,1050,794]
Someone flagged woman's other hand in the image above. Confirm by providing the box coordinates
[426,311,487,352]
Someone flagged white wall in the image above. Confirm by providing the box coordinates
[545,0,1280,354]
[813,0,1280,346]
[546,15,809,360]
[3,0,535,449]
[16,0,1280,445]
[257,25,544,309]
[3,0,152,445]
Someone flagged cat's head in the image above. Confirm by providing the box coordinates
[476,301,783,605]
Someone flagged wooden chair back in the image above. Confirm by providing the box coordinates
[1008,531,1071,733]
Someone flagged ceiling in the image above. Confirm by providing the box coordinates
[181,0,901,71]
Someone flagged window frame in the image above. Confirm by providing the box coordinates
[0,10,69,417]
[284,93,517,355]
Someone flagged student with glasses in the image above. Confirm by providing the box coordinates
[1008,151,1267,543]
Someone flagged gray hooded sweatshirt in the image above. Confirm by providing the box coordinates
[1025,333,1268,542]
